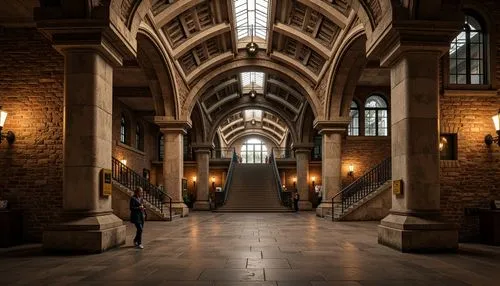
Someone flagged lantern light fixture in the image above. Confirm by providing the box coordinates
[485,109,500,146]
[0,107,15,144]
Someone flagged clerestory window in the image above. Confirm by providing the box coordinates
[449,15,486,85]
[348,101,359,136]
[365,95,388,136]
[233,0,269,41]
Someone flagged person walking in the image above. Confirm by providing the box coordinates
[130,187,146,249]
[293,191,300,212]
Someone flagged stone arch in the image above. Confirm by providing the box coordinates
[190,102,207,144]
[207,103,299,147]
[137,24,179,118]
[183,59,322,120]
[228,132,281,149]
[325,26,367,120]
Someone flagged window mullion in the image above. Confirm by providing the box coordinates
[466,29,471,84]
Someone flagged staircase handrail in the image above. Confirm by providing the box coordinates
[221,148,238,206]
[331,157,391,221]
[112,157,172,221]
[270,150,291,208]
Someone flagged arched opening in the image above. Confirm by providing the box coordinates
[240,138,268,164]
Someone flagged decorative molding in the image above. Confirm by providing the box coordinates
[116,141,146,156]
[443,89,498,97]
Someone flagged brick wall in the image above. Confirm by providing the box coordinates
[0,28,64,242]
[440,96,500,241]
[341,137,391,187]
[111,101,159,182]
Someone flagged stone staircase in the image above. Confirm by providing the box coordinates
[215,164,291,212]
[111,181,180,221]
[323,181,392,221]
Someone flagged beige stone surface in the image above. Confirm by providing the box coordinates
[341,183,391,221]
[43,213,126,253]
[295,149,312,210]
[195,149,211,209]
[162,130,185,202]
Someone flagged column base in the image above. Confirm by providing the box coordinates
[378,213,459,253]
[298,201,312,211]
[193,201,211,211]
[315,202,332,217]
[43,213,126,253]
[171,202,189,217]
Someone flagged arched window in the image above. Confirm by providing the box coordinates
[158,134,164,161]
[135,124,144,151]
[241,138,268,163]
[120,114,128,144]
[449,15,486,85]
[348,101,359,136]
[365,95,388,136]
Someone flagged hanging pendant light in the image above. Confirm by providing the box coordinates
[246,25,259,56]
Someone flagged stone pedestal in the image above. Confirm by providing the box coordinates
[158,120,192,217]
[193,147,211,211]
[43,213,126,253]
[312,123,346,217]
[43,50,125,253]
[377,51,458,252]
[295,147,312,210]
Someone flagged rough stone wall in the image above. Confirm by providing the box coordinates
[0,28,64,242]
[440,96,500,241]
[111,100,159,179]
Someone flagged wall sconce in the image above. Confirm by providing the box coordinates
[348,164,354,177]
[0,107,15,144]
[485,109,500,146]
[311,176,316,189]
[120,159,127,166]
[292,177,296,189]
[192,176,197,189]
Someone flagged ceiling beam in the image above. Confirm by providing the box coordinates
[186,52,234,83]
[296,0,347,28]
[266,93,300,114]
[227,0,238,55]
[266,0,278,54]
[270,52,319,84]
[154,0,204,27]
[113,87,151,98]
[266,78,303,101]
[274,23,330,58]
[172,23,231,59]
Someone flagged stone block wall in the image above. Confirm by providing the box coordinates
[0,28,64,242]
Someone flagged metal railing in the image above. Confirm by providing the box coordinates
[112,157,172,220]
[271,147,294,159]
[331,157,391,221]
[211,147,236,159]
[270,150,293,208]
[212,151,238,209]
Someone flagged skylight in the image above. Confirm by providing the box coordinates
[234,0,269,40]
[244,109,263,121]
[240,72,265,94]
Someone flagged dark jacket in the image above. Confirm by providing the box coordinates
[130,196,145,224]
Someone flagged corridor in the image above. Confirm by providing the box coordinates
[1,212,499,285]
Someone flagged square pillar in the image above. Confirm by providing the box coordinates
[43,50,125,253]
[377,51,458,252]
[157,119,192,217]
[294,147,313,210]
[313,121,349,218]
[193,145,212,210]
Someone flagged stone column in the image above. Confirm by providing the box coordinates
[377,50,458,252]
[313,121,348,217]
[193,146,211,210]
[157,119,192,217]
[294,147,312,210]
[43,50,126,252]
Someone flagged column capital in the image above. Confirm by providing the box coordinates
[155,117,192,134]
[292,143,313,153]
[313,119,349,135]
[370,19,463,68]
[192,143,214,153]
[34,2,140,67]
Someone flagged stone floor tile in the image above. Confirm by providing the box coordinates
[199,268,265,281]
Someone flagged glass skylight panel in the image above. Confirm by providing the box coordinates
[240,72,264,94]
[244,109,263,121]
[234,0,269,40]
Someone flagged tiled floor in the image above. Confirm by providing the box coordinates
[1,212,500,285]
